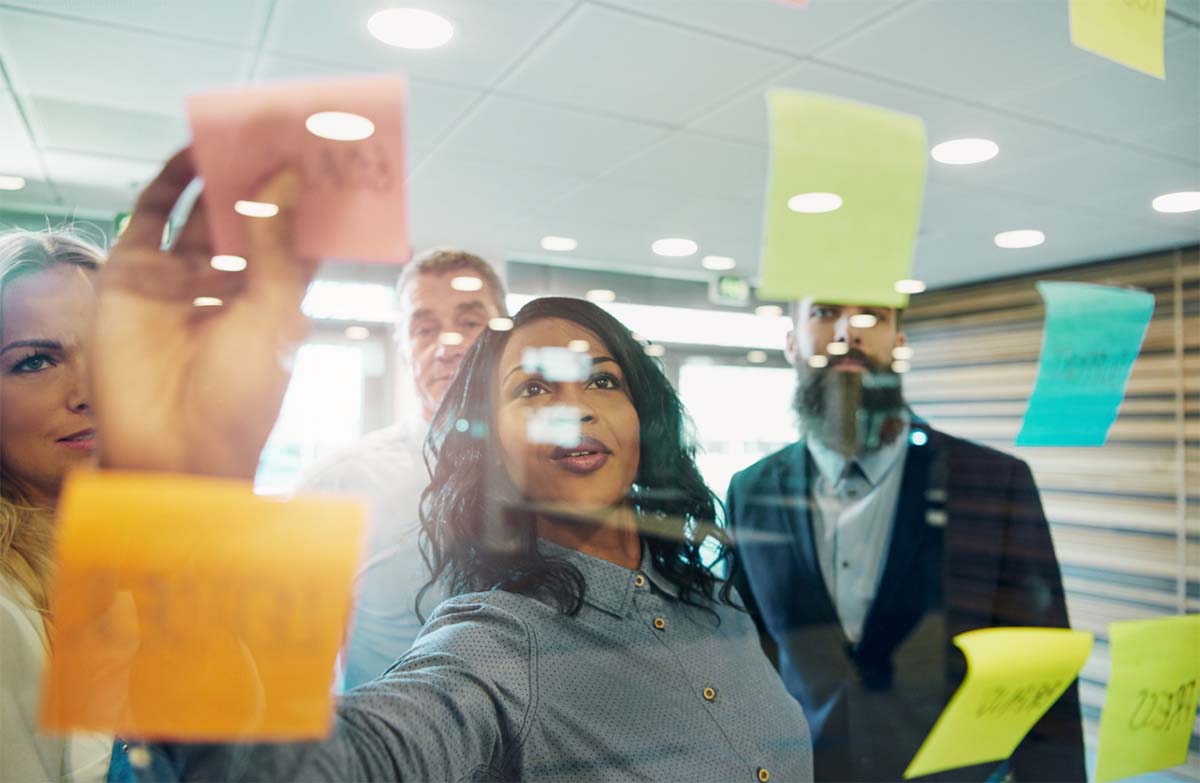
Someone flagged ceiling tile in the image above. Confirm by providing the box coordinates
[596,0,906,56]
[0,10,252,114]
[0,177,59,214]
[27,96,187,161]
[0,90,43,179]
[815,0,1101,104]
[43,149,160,192]
[254,55,483,155]
[998,25,1199,153]
[1126,119,1200,163]
[602,132,767,202]
[500,3,791,125]
[0,1,272,46]
[262,0,571,90]
[981,139,1200,224]
[436,94,667,177]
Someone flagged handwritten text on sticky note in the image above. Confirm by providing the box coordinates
[1069,0,1166,79]
[40,471,365,741]
[187,75,409,263]
[904,627,1093,779]
[1016,282,1154,447]
[1095,614,1200,783]
[760,90,927,308]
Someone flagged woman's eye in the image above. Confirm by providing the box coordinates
[11,354,53,373]
[588,373,621,390]
[518,381,550,398]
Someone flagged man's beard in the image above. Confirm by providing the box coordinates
[793,349,907,456]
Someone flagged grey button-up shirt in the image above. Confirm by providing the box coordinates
[142,540,812,782]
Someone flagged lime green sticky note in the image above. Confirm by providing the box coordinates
[1069,0,1166,79]
[904,627,1093,779]
[760,90,927,309]
[1095,614,1200,783]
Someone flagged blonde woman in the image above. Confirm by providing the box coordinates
[0,228,114,781]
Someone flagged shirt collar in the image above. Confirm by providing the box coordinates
[536,538,671,618]
[804,414,910,488]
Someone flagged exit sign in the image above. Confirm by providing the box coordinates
[709,274,751,306]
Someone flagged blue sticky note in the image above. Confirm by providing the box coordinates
[1017,282,1154,447]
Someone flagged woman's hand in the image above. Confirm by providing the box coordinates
[91,149,318,478]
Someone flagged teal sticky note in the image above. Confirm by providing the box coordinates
[1016,282,1155,447]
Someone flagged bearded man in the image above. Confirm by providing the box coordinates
[725,298,1086,782]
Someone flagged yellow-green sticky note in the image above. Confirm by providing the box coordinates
[1095,614,1200,783]
[760,90,927,309]
[1069,0,1166,79]
[904,627,1093,779]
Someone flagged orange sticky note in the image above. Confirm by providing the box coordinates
[40,471,365,741]
[187,75,410,263]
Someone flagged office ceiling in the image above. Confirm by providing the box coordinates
[0,0,1196,289]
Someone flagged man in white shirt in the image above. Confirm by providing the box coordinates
[299,249,507,690]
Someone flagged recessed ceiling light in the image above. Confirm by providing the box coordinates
[994,229,1045,249]
[826,342,849,356]
[305,111,375,141]
[450,275,483,292]
[234,200,278,218]
[652,237,698,257]
[541,236,578,252]
[210,254,247,272]
[644,344,666,358]
[344,325,371,340]
[193,296,223,307]
[586,289,616,303]
[931,138,999,165]
[439,331,464,346]
[848,313,877,328]
[755,305,783,318]
[787,192,842,213]
[807,355,829,368]
[891,359,912,373]
[488,317,514,331]
[746,350,768,364]
[894,279,926,294]
[367,8,454,49]
[701,255,736,271]
[1152,191,1200,213]
[0,175,26,191]
[892,346,914,360]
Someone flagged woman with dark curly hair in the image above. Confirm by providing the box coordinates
[93,153,812,782]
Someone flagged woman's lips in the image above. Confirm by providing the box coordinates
[551,437,612,475]
[57,429,97,451]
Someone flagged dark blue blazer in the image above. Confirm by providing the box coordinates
[726,422,1086,782]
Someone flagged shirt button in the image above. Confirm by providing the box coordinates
[841,560,850,569]
[757,767,771,782]
[653,617,666,630]
[702,686,716,701]
[634,574,646,588]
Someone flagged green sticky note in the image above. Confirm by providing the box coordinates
[904,627,1093,779]
[1095,615,1200,783]
[1016,282,1154,447]
[760,90,927,309]
[1069,0,1166,79]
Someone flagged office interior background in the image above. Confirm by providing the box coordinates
[0,0,1196,778]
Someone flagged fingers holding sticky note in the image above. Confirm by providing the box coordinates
[904,627,1093,779]
[40,471,365,741]
[187,76,409,263]
[761,90,927,309]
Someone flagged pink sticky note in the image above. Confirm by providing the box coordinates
[187,76,409,263]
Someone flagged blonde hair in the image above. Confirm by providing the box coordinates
[0,227,105,613]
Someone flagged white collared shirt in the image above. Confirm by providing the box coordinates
[805,421,910,643]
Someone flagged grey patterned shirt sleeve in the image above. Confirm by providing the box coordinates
[140,543,812,782]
